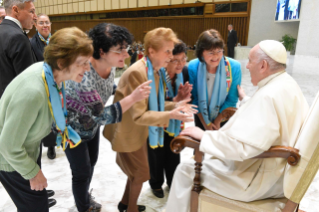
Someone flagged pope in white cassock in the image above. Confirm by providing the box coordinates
[165,40,309,212]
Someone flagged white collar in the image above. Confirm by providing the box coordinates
[5,16,23,30]
[257,70,285,88]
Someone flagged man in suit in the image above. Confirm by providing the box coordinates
[0,0,37,98]
[227,24,237,59]
[0,6,6,24]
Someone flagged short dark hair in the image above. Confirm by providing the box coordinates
[173,40,187,55]
[195,29,225,62]
[88,23,133,59]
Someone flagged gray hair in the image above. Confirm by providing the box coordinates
[256,46,286,71]
[0,6,5,9]
[4,0,34,10]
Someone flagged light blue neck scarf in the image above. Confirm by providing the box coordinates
[42,63,81,150]
[160,68,183,137]
[145,57,165,149]
[197,57,228,126]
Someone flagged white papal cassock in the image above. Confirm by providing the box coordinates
[165,71,309,212]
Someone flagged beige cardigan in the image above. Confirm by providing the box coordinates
[103,59,175,152]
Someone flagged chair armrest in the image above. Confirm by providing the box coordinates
[171,135,204,163]
[253,146,300,166]
[170,135,200,154]
[171,136,301,167]
[221,107,237,121]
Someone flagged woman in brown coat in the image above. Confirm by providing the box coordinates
[104,28,196,212]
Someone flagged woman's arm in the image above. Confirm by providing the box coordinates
[118,80,151,113]
[0,91,44,181]
[127,70,194,127]
[97,80,151,126]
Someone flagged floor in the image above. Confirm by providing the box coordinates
[1,55,319,212]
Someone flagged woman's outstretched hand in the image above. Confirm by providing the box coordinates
[173,82,193,102]
[131,80,152,102]
[175,99,198,114]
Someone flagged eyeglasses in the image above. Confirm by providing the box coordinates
[170,57,188,64]
[37,21,52,26]
[206,50,224,55]
[110,45,130,54]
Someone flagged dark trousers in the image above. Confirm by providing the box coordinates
[64,128,100,212]
[227,45,235,58]
[42,132,56,147]
[0,146,48,212]
[148,132,181,189]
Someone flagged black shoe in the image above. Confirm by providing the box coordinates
[117,202,146,212]
[47,147,56,159]
[151,188,164,198]
[89,189,102,210]
[47,190,55,198]
[48,199,57,208]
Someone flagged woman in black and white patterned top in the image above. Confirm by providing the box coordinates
[64,23,151,212]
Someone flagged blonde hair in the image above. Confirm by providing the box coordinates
[44,27,93,71]
[144,27,179,57]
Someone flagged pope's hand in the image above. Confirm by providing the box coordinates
[180,126,205,141]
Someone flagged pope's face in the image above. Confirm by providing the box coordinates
[246,45,263,86]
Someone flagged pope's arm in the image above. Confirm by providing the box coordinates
[199,131,264,161]
[200,95,280,161]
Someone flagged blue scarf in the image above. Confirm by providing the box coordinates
[42,63,82,150]
[145,57,165,149]
[160,68,183,137]
[197,57,228,126]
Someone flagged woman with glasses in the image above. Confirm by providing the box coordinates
[31,13,52,61]
[0,27,93,212]
[189,29,242,131]
[64,23,151,212]
[31,13,57,160]
[104,28,196,212]
[148,41,192,198]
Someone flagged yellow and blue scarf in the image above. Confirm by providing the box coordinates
[144,57,165,149]
[42,63,82,150]
[197,57,232,126]
[38,32,51,45]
